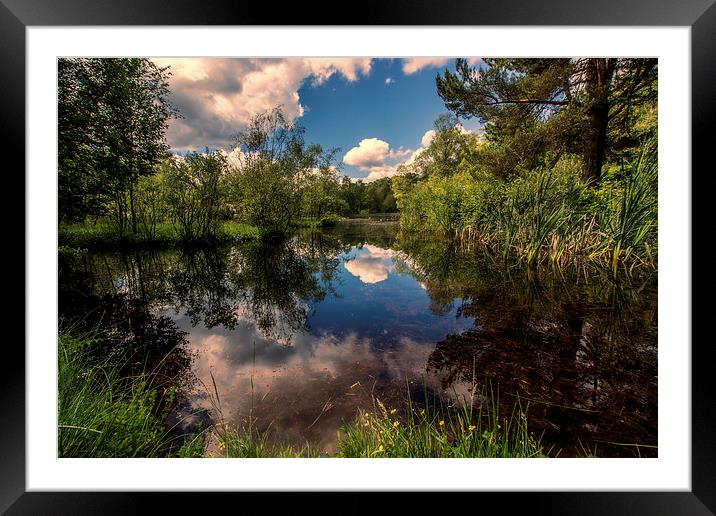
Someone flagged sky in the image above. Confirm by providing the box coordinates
[150,57,483,182]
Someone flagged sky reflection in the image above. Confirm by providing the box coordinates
[164,242,475,453]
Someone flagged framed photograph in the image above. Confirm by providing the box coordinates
[8,0,711,513]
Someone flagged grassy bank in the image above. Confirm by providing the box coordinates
[58,330,189,457]
[60,329,544,458]
[200,394,544,458]
[58,221,260,249]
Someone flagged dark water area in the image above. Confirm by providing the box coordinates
[58,220,658,457]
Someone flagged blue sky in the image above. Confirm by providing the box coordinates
[152,57,483,182]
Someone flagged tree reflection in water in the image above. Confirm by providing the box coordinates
[395,236,658,458]
[58,224,657,457]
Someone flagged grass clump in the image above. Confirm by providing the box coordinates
[336,385,546,458]
[58,329,183,457]
[209,425,318,458]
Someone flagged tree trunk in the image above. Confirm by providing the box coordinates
[581,101,609,186]
[581,59,617,187]
[129,183,138,235]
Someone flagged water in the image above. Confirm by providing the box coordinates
[58,221,658,457]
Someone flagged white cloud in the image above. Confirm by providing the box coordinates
[152,57,373,151]
[385,77,394,84]
[304,58,372,84]
[388,147,413,160]
[420,129,436,147]
[401,57,451,74]
[342,138,390,168]
[219,147,247,169]
[343,244,397,283]
[357,166,400,183]
[343,123,479,183]
[401,57,483,75]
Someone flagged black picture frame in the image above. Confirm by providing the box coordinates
[6,0,712,513]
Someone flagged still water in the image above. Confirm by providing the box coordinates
[59,221,657,457]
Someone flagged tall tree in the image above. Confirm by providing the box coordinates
[436,58,657,185]
[58,58,177,231]
[227,107,337,234]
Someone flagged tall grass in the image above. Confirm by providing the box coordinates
[397,150,657,272]
[594,143,658,275]
[171,365,545,458]
[336,382,545,458]
[58,329,183,457]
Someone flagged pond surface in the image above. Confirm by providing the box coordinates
[59,221,657,457]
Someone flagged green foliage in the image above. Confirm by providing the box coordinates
[226,107,338,234]
[176,430,208,458]
[58,220,260,248]
[595,142,658,274]
[219,221,261,242]
[134,172,170,240]
[212,425,318,458]
[436,58,657,185]
[301,168,347,220]
[335,176,398,217]
[336,385,545,458]
[165,152,226,241]
[58,58,177,228]
[403,113,484,179]
[397,150,657,270]
[58,330,179,457]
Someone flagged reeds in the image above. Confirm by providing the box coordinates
[397,150,657,273]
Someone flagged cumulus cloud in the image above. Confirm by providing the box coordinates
[343,244,397,283]
[387,147,412,160]
[420,129,436,147]
[342,138,391,168]
[401,57,451,74]
[152,57,373,151]
[219,147,247,169]
[347,123,479,183]
[358,166,402,183]
[401,57,483,75]
[342,138,416,183]
[385,77,394,84]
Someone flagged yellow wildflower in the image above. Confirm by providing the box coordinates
[217,441,226,450]
[390,409,397,415]
[439,420,445,427]
[377,445,384,452]
[468,425,476,431]
[393,421,400,428]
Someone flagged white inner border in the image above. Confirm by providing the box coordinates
[27,27,691,491]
